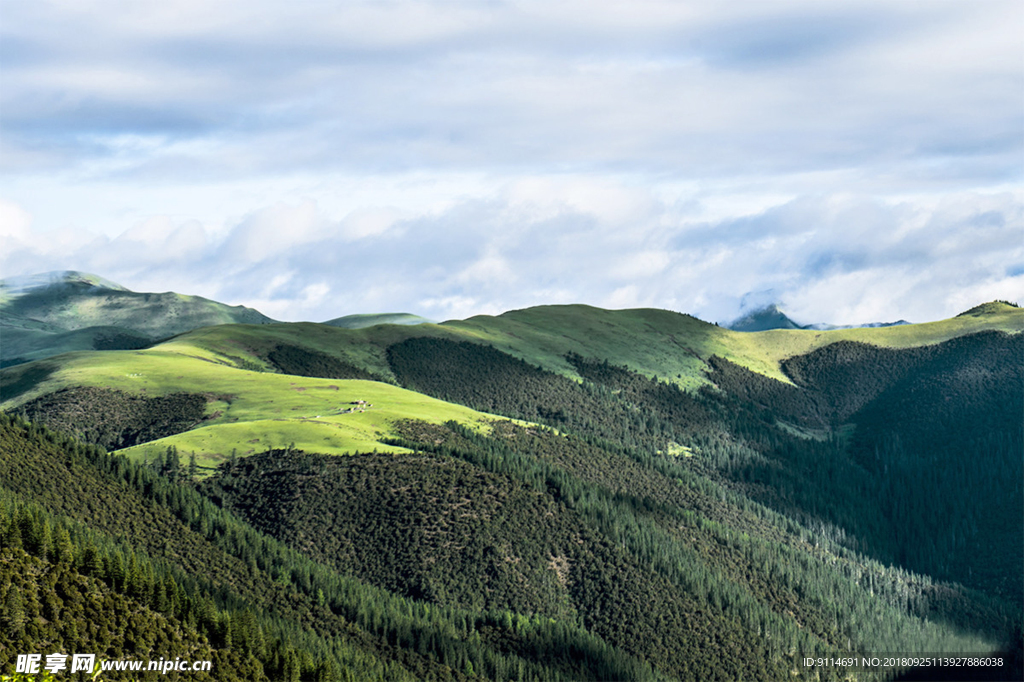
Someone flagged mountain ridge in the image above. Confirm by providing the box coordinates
[727,302,914,332]
[0,271,276,366]
[323,312,435,329]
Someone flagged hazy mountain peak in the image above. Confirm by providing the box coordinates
[0,271,274,366]
[0,270,130,298]
[728,302,919,332]
[727,303,802,332]
[322,312,434,329]
[804,319,912,331]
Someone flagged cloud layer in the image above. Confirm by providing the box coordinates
[2,0,1021,324]
[3,185,1020,325]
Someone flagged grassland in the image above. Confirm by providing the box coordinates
[5,302,1021,402]
[1,345,501,471]
[3,301,1019,469]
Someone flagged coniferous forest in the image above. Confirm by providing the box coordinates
[1,304,1022,681]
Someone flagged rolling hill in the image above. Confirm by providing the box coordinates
[323,313,434,329]
[1,347,503,473]
[1,297,1020,472]
[0,271,275,366]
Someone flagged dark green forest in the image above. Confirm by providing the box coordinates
[15,387,209,451]
[264,345,383,382]
[386,333,1023,606]
[1,414,679,681]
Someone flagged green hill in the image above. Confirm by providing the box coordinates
[322,313,434,328]
[2,300,1021,470]
[0,345,503,472]
[956,300,1020,317]
[0,271,275,366]
[121,300,1024,389]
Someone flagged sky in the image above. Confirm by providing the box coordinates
[1,0,1022,325]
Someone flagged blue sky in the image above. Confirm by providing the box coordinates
[2,0,1021,325]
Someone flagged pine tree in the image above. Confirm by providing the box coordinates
[3,584,25,637]
[53,526,74,564]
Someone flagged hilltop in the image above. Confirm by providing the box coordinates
[323,312,434,329]
[957,300,1020,317]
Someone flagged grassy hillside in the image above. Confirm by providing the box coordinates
[1,347,501,471]
[2,299,1020,470]
[723,301,1022,383]
[0,324,153,368]
[153,301,1024,389]
[4,268,1020,387]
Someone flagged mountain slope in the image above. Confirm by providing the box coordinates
[81,300,1018,396]
[2,301,1021,467]
[3,413,667,681]
[0,271,275,366]
[1,346,504,471]
[957,300,1021,317]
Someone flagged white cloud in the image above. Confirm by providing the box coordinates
[0,200,33,242]
[610,251,671,280]
[4,0,1019,182]
[339,208,404,240]
[605,285,643,309]
[1,185,1021,325]
[221,201,325,262]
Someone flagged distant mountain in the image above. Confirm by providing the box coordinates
[727,304,802,331]
[0,270,130,298]
[322,312,434,329]
[728,303,911,332]
[0,270,275,366]
[803,319,911,331]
